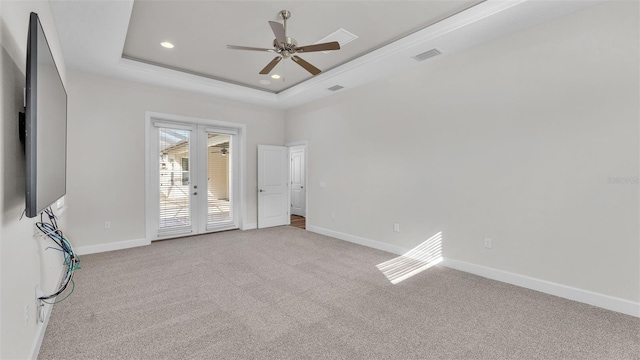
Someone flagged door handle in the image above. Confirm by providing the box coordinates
[301,186,303,189]
[259,189,264,192]
[193,192,198,195]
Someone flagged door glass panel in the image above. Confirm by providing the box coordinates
[206,133,233,228]
[158,127,191,233]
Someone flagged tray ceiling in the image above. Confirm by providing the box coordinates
[122,1,481,93]
[50,0,603,109]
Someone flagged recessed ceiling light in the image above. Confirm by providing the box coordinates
[160,41,174,49]
[271,74,281,79]
[259,80,271,85]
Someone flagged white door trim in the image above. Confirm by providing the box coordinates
[145,111,247,242]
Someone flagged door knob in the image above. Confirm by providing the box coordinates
[259,189,264,192]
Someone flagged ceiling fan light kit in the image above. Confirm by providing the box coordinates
[227,10,341,77]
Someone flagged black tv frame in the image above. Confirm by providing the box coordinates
[20,12,68,218]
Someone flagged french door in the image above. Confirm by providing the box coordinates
[148,118,240,240]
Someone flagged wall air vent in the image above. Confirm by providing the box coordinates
[412,48,442,62]
[327,85,344,91]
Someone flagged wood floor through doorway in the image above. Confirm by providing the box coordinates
[290,214,305,229]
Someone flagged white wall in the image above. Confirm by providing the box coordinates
[1,1,67,358]
[285,1,639,303]
[65,71,284,248]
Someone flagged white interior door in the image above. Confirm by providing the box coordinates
[258,145,290,228]
[290,145,306,216]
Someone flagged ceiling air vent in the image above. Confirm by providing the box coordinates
[412,48,442,62]
[314,28,358,54]
[327,85,344,91]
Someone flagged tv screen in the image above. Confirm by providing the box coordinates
[24,12,67,218]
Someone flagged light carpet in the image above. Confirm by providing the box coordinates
[39,226,639,359]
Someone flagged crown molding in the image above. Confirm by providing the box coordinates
[51,0,603,110]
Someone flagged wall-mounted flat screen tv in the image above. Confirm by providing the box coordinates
[24,12,67,218]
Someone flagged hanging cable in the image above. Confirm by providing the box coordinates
[36,207,80,304]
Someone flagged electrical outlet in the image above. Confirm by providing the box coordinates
[484,238,493,249]
[24,304,29,324]
[393,223,400,232]
[56,197,65,210]
[104,221,111,229]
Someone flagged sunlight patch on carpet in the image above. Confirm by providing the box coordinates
[376,231,443,284]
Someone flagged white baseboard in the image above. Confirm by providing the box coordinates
[29,294,53,360]
[443,258,640,318]
[242,223,257,230]
[74,238,150,255]
[306,225,639,318]
[306,225,409,256]
[29,265,66,360]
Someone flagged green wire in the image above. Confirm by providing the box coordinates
[42,279,75,305]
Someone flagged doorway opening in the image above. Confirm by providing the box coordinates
[255,142,308,230]
[288,143,306,230]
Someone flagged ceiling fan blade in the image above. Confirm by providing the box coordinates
[296,41,341,53]
[227,45,276,53]
[259,56,283,75]
[268,21,286,45]
[291,55,321,75]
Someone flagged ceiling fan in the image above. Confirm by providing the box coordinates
[227,10,341,76]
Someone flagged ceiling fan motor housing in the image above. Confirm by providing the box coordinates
[273,38,297,57]
[227,9,340,76]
